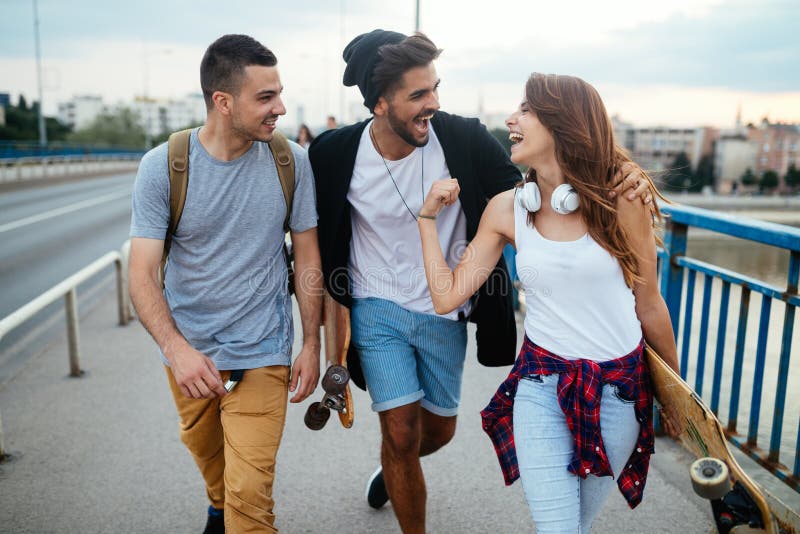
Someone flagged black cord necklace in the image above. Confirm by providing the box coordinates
[369,124,424,222]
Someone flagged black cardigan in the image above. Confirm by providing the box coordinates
[309,111,521,389]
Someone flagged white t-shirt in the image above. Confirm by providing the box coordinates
[347,121,470,320]
[514,190,643,360]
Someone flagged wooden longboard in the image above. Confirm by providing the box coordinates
[322,290,354,428]
[645,346,775,533]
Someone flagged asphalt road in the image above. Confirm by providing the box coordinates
[0,172,135,383]
[0,292,716,533]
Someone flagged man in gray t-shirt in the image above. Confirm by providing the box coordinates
[128,35,321,534]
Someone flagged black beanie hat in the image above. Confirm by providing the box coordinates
[343,29,407,112]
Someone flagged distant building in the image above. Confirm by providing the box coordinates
[55,93,206,139]
[612,116,714,173]
[132,93,206,138]
[57,95,107,130]
[714,134,757,193]
[163,93,206,132]
[748,119,800,183]
[131,96,160,138]
[713,118,800,192]
[612,115,636,154]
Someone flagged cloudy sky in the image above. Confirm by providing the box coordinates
[1,0,798,131]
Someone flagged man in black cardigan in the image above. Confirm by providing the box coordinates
[309,30,520,533]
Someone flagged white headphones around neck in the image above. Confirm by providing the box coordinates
[517,181,580,215]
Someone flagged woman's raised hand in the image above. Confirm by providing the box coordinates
[420,178,460,219]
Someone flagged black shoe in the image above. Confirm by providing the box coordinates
[203,506,224,534]
[365,466,389,509]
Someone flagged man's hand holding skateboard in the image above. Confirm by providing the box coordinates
[304,293,354,430]
[290,342,321,403]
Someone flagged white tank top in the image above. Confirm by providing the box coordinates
[514,190,642,361]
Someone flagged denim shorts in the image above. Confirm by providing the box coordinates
[350,297,468,416]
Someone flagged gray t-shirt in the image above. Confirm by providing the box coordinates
[130,128,318,369]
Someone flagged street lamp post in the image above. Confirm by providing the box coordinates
[141,43,152,149]
[33,0,47,148]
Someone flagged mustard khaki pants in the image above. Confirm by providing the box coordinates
[166,365,290,533]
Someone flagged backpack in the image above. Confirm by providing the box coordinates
[159,128,296,293]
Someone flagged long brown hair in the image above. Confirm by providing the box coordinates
[521,73,666,288]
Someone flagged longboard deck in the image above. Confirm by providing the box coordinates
[323,291,354,428]
[644,346,775,533]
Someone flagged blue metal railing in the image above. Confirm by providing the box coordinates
[0,141,144,160]
[659,204,800,492]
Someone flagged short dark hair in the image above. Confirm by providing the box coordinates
[371,33,441,100]
[200,34,277,109]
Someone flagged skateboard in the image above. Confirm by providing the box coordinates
[304,291,354,430]
[645,346,777,534]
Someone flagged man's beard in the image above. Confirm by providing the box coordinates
[232,113,275,143]
[386,107,433,148]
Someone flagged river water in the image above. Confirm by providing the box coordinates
[680,231,797,469]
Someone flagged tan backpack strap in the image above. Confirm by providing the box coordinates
[160,128,192,288]
[268,131,295,233]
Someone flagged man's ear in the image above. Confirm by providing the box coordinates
[212,91,233,116]
[373,96,388,117]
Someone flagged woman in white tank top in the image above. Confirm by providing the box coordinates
[416,73,680,533]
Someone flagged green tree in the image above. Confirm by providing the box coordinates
[67,107,146,148]
[692,154,714,192]
[759,170,779,193]
[17,94,28,111]
[784,164,800,191]
[151,121,204,146]
[45,117,71,141]
[0,100,71,142]
[665,152,692,192]
[741,168,757,186]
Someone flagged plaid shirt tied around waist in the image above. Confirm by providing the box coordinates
[480,336,654,508]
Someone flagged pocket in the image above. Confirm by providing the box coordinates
[612,384,637,404]
[521,374,544,383]
[351,300,399,350]
[227,366,290,415]
[514,374,561,417]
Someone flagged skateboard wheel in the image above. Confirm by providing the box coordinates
[690,457,731,500]
[322,365,350,395]
[304,402,331,431]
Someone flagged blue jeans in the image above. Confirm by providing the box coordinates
[513,373,640,533]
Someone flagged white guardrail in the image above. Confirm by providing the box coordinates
[0,241,133,458]
[0,154,142,184]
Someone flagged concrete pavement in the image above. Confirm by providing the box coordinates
[0,291,716,533]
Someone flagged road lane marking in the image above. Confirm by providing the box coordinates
[0,188,131,234]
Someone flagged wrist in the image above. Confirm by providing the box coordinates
[302,337,321,351]
[161,333,191,362]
